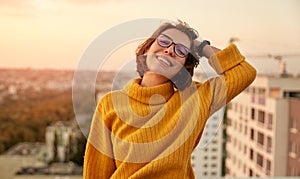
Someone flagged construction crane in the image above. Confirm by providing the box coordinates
[229,37,300,77]
[246,53,300,77]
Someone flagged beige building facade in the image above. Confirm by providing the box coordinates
[225,75,300,177]
[192,108,224,178]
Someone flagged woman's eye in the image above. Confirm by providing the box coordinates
[160,40,170,46]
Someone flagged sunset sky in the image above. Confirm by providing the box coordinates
[1,0,300,74]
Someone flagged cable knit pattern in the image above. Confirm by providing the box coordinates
[84,43,257,179]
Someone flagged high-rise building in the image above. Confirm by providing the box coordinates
[225,75,300,177]
[192,108,224,178]
[288,98,300,176]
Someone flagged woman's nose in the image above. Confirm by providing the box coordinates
[164,45,175,56]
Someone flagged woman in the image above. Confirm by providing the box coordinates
[84,20,256,178]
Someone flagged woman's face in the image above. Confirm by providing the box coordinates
[144,28,191,79]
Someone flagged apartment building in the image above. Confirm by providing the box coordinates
[192,108,224,178]
[225,75,300,177]
[288,98,300,176]
[45,121,80,163]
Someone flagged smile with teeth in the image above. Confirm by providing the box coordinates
[157,56,172,67]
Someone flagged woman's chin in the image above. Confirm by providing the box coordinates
[146,70,177,80]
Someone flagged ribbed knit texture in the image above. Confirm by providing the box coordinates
[83,43,257,179]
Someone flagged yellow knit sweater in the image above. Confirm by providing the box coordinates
[84,43,257,179]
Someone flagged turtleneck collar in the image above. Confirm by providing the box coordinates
[122,78,175,105]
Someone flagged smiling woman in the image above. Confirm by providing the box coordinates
[83,20,257,179]
[142,28,191,86]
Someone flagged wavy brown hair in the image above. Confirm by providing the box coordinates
[135,20,200,91]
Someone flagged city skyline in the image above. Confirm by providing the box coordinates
[0,0,300,74]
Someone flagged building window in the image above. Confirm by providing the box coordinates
[233,155,236,164]
[258,88,266,105]
[267,113,273,129]
[289,142,297,154]
[227,118,232,126]
[227,152,231,159]
[250,148,254,160]
[245,87,250,93]
[267,136,272,153]
[251,88,256,103]
[252,87,256,94]
[250,128,255,140]
[240,104,243,114]
[227,135,231,142]
[258,110,265,124]
[251,108,255,120]
[211,148,217,152]
[226,168,230,175]
[257,132,264,146]
[244,126,247,135]
[212,123,218,128]
[266,159,271,175]
[249,169,253,176]
[257,153,263,167]
[290,117,297,130]
[239,123,242,133]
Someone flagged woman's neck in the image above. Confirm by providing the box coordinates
[140,72,170,87]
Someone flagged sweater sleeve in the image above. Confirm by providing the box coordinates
[83,102,116,179]
[84,142,116,179]
[208,43,246,74]
[199,43,257,114]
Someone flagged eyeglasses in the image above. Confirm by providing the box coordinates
[156,34,190,58]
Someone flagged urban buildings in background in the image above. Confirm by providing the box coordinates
[1,68,300,178]
[0,120,83,179]
[192,108,224,178]
[225,74,300,177]
[45,121,82,163]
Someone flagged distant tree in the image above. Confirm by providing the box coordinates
[0,89,75,154]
